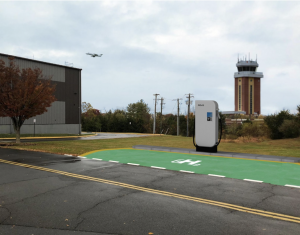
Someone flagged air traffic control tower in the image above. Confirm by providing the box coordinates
[234,57,263,115]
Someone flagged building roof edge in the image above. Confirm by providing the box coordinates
[0,52,82,71]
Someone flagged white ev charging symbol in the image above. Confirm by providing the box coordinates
[171,159,201,166]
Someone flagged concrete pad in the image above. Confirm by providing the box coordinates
[133,145,152,150]
[217,151,242,157]
[211,153,234,157]
[256,156,284,162]
[283,158,300,163]
[233,155,259,160]
[153,147,172,152]
[190,151,211,155]
[282,158,299,163]
[170,149,191,154]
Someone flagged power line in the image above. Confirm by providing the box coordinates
[157,97,165,134]
[153,94,160,134]
[172,98,183,136]
[185,93,194,137]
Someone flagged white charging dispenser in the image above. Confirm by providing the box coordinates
[194,100,219,153]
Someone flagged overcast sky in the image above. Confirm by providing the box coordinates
[1,1,299,115]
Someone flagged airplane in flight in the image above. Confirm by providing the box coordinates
[86,53,103,57]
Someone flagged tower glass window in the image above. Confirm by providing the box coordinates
[239,85,241,110]
[250,85,253,114]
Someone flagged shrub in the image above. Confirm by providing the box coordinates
[226,123,242,137]
[239,122,266,139]
[278,120,300,138]
[264,110,295,139]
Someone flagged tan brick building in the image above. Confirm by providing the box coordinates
[234,59,263,115]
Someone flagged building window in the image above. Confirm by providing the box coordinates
[250,85,253,114]
[239,85,241,110]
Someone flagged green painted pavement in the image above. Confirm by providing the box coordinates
[83,149,300,187]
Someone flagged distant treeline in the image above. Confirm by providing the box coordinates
[82,100,300,140]
[81,99,195,136]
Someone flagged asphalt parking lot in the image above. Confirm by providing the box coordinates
[1,147,300,235]
[0,133,152,143]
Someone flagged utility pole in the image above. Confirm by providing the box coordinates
[173,98,182,136]
[157,97,165,134]
[185,93,194,137]
[153,94,160,134]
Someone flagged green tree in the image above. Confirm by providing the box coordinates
[81,102,102,132]
[296,105,300,123]
[264,110,295,139]
[112,109,128,132]
[126,99,151,133]
[82,102,93,113]
[163,114,177,135]
[278,120,300,138]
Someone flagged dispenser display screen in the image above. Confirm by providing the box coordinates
[207,112,212,121]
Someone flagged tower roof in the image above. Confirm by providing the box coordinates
[236,60,258,67]
[234,58,263,78]
[234,71,263,78]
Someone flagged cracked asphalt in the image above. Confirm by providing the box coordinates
[1,148,300,234]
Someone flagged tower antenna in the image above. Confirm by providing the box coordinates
[238,53,239,62]
[256,54,257,62]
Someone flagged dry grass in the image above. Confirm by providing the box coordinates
[221,136,268,143]
[2,135,300,158]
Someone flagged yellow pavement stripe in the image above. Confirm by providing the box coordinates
[81,148,297,164]
[81,148,133,156]
[1,158,300,224]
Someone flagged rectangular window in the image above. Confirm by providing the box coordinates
[250,85,253,114]
[238,85,241,110]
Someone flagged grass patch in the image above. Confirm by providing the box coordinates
[2,135,300,158]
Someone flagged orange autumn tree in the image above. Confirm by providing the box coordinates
[0,57,56,143]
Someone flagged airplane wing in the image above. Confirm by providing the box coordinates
[86,53,102,57]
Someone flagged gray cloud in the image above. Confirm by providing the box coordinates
[0,1,299,115]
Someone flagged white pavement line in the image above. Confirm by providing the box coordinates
[285,184,300,188]
[208,174,225,178]
[127,163,140,166]
[180,170,194,173]
[64,154,72,156]
[109,160,119,163]
[92,158,102,161]
[151,166,166,169]
[243,179,263,183]
[77,156,86,158]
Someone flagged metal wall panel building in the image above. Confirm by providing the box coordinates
[0,53,82,134]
